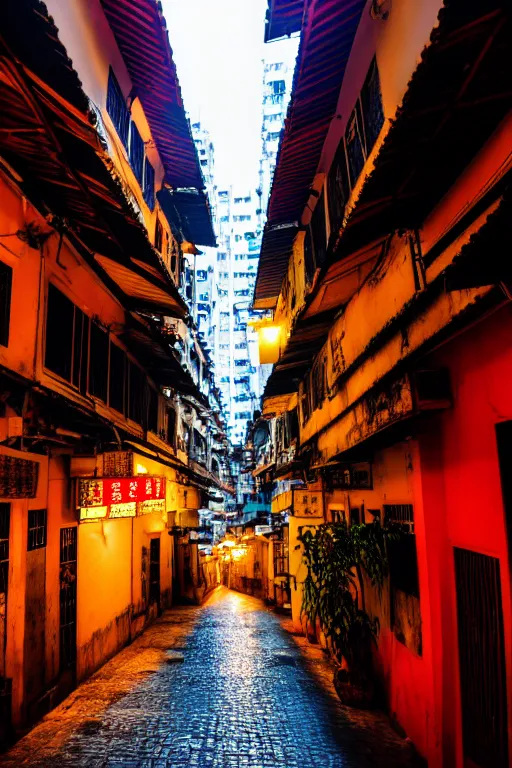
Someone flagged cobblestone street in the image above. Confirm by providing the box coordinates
[1,588,419,768]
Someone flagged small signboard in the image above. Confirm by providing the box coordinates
[77,477,166,523]
[78,477,165,507]
[292,490,323,518]
[0,455,39,498]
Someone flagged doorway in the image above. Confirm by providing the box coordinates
[149,537,161,609]
[59,527,77,676]
[454,547,508,767]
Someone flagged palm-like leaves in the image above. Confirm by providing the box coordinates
[298,520,404,677]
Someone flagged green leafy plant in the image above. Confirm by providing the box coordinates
[298,520,402,686]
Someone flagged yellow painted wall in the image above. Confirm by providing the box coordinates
[76,517,132,679]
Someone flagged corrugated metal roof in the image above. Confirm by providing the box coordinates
[100,0,216,246]
[0,0,187,316]
[101,0,202,190]
[255,0,366,305]
[158,188,217,249]
[253,225,297,307]
[264,0,304,42]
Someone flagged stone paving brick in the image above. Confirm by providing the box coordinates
[1,588,420,767]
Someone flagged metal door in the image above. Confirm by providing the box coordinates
[454,547,508,768]
[0,503,9,679]
[149,537,160,607]
[0,504,11,740]
[59,527,77,672]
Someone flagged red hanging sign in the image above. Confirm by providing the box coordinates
[79,477,165,508]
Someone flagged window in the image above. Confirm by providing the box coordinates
[327,58,384,232]
[384,504,419,597]
[361,57,385,153]
[167,406,176,445]
[28,508,47,551]
[154,218,164,252]
[220,216,229,223]
[272,80,285,95]
[217,252,227,261]
[148,387,158,434]
[345,105,366,189]
[128,360,145,425]
[45,284,88,393]
[310,189,327,270]
[196,270,207,281]
[0,261,13,347]
[143,159,155,210]
[89,322,108,402]
[129,122,144,185]
[327,139,350,237]
[106,68,129,147]
[109,341,126,414]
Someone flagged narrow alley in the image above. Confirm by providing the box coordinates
[0,588,417,768]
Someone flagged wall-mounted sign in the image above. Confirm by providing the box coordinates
[79,506,108,522]
[292,490,323,518]
[0,455,39,498]
[78,477,165,507]
[139,499,165,516]
[102,451,133,477]
[109,502,136,518]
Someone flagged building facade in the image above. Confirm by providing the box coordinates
[0,0,227,740]
[252,1,511,767]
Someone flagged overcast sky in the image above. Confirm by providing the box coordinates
[163,0,298,192]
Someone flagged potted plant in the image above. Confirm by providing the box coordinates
[299,520,402,708]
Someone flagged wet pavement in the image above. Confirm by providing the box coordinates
[1,588,419,767]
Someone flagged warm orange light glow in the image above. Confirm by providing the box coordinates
[257,324,281,364]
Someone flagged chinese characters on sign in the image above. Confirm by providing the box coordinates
[292,490,323,518]
[77,477,166,522]
[102,451,134,477]
[78,477,165,507]
[0,455,39,498]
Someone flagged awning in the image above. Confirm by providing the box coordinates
[264,0,303,42]
[255,0,366,306]
[0,1,182,306]
[121,316,209,406]
[158,188,216,249]
[332,0,511,264]
[252,462,276,478]
[254,224,297,309]
[96,256,186,317]
[260,0,511,391]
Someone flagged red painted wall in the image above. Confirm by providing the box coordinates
[418,301,512,766]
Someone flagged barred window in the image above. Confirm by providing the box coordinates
[129,121,145,185]
[28,508,47,551]
[106,68,129,147]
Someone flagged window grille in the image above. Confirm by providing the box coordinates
[106,68,129,147]
[361,57,385,153]
[27,508,47,551]
[129,121,144,185]
[143,159,155,210]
